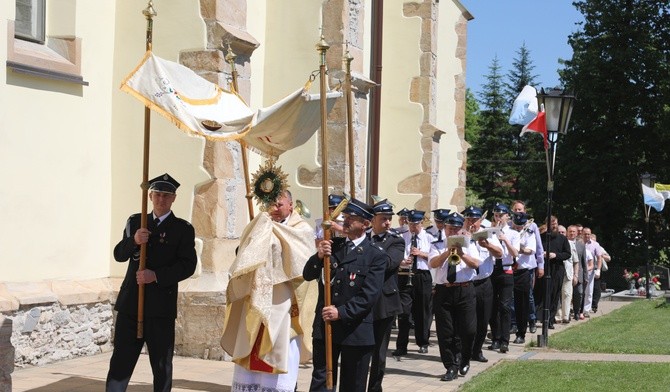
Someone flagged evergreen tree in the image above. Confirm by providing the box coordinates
[468,56,518,209]
[504,44,545,206]
[558,0,670,269]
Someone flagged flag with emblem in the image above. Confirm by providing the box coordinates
[121,51,342,155]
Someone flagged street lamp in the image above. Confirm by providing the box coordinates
[537,87,575,348]
[639,172,656,299]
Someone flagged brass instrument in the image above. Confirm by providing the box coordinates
[294,199,311,218]
[447,248,461,266]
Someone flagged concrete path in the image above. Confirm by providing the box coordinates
[10,299,668,391]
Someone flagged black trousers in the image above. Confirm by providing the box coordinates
[548,262,566,323]
[513,269,532,338]
[310,339,373,392]
[490,270,514,345]
[434,283,476,370]
[106,312,175,392]
[572,280,584,318]
[396,270,432,350]
[368,316,394,392]
[471,278,492,357]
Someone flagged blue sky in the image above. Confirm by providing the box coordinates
[461,1,584,98]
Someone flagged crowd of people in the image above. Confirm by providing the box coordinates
[105,180,611,391]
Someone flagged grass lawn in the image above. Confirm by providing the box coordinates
[460,361,670,392]
[545,299,670,354]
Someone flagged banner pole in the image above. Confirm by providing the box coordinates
[316,34,335,391]
[225,44,255,221]
[344,44,355,199]
[137,0,157,339]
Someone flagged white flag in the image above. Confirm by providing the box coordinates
[121,51,342,155]
[509,85,538,126]
[642,183,667,212]
[121,51,254,140]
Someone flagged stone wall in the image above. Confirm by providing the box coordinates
[7,302,113,367]
[0,316,13,392]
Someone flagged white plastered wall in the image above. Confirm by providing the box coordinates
[436,2,465,212]
[0,1,116,281]
[109,0,210,278]
[376,4,424,210]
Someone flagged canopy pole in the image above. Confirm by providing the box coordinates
[225,44,255,221]
[137,0,157,339]
[316,34,334,392]
[344,44,355,199]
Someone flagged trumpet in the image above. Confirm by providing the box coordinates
[447,248,461,266]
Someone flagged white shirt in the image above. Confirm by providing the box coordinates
[430,241,479,284]
[474,236,502,280]
[403,229,434,271]
[500,225,520,266]
[517,228,537,270]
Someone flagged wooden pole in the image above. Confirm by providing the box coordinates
[225,44,255,221]
[137,0,157,339]
[344,44,355,199]
[316,34,334,391]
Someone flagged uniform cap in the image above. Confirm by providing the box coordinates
[343,198,374,220]
[432,208,451,222]
[461,205,483,218]
[372,199,395,215]
[493,202,510,214]
[444,212,465,227]
[512,212,529,226]
[328,194,345,208]
[149,173,180,194]
[407,210,425,223]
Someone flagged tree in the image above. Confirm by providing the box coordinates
[467,56,520,209]
[504,44,545,205]
[464,88,482,145]
[558,0,670,272]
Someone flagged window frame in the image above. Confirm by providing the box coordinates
[14,0,46,44]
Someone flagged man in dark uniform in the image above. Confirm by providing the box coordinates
[106,173,197,392]
[393,210,434,356]
[367,199,405,392]
[536,215,571,329]
[428,212,480,382]
[304,198,387,392]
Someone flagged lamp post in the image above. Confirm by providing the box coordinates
[537,87,575,347]
[639,172,656,299]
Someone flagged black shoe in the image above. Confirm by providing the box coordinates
[548,323,555,329]
[472,352,488,363]
[488,341,500,350]
[513,336,525,344]
[392,349,407,356]
[418,346,428,354]
[510,325,518,334]
[500,343,509,353]
[440,369,458,382]
[459,363,470,376]
[592,308,598,313]
[529,322,537,333]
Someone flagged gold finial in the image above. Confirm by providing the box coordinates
[142,1,157,19]
[316,34,330,52]
[316,33,329,66]
[344,41,353,72]
[224,42,237,65]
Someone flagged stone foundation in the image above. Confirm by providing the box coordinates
[0,316,13,392]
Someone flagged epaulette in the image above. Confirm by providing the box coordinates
[387,229,402,238]
[525,228,534,234]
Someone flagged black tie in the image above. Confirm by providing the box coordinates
[345,240,355,254]
[437,230,442,242]
[411,235,418,272]
[154,217,160,227]
[447,261,457,283]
